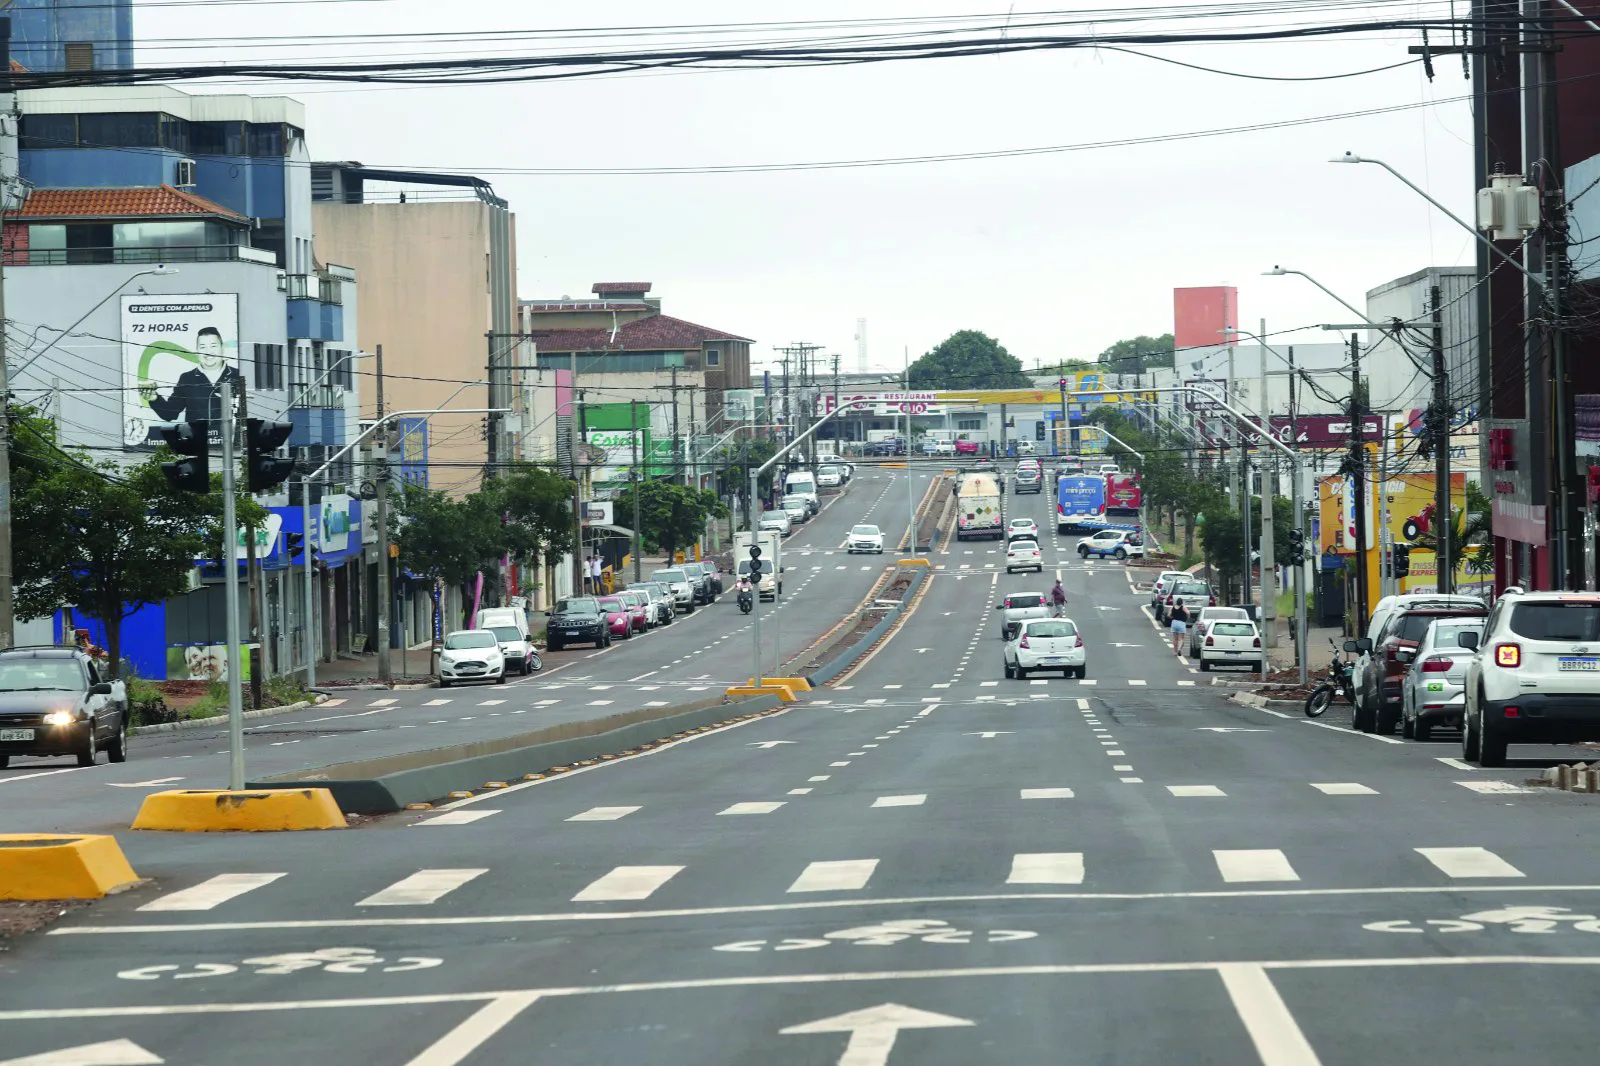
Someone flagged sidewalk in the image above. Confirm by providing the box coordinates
[1264,614,1344,672]
[310,640,435,687]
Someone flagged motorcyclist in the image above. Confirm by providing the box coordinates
[1050,579,1067,617]
[736,574,754,609]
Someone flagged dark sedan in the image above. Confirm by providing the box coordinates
[0,646,129,768]
[544,597,612,651]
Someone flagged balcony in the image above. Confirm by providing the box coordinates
[6,244,279,266]
[291,384,351,410]
[281,273,344,305]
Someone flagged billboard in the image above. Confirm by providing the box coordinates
[821,391,945,417]
[121,294,240,447]
[586,429,642,492]
[724,389,755,423]
[1173,286,1238,352]
[1267,414,1384,449]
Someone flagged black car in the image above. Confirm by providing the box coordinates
[0,646,129,768]
[545,597,611,651]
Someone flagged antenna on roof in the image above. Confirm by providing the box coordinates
[609,311,619,344]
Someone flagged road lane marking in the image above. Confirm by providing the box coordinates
[788,859,878,893]
[424,699,450,706]
[1076,699,1091,709]
[871,794,926,808]
[718,802,786,815]
[1007,853,1085,885]
[1417,847,1525,878]
[788,788,813,795]
[572,866,684,902]
[566,806,641,822]
[1304,720,1403,743]
[830,761,852,766]
[359,869,488,907]
[1113,765,1133,771]
[1020,788,1074,799]
[809,775,831,782]
[1105,750,1125,756]
[1166,785,1225,797]
[416,810,501,827]
[1455,780,1535,795]
[139,873,285,912]
[1310,783,1379,795]
[1218,963,1322,1066]
[402,992,542,1066]
[0,768,82,784]
[1215,850,1300,883]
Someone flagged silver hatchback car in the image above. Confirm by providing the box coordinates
[1401,616,1486,740]
[996,590,1051,641]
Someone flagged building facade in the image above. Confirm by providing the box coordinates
[6,0,132,74]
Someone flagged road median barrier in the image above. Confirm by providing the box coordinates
[802,564,931,686]
[899,558,932,567]
[244,691,790,813]
[725,682,797,702]
[0,834,141,900]
[131,788,347,832]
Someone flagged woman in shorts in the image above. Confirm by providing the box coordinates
[1169,601,1190,656]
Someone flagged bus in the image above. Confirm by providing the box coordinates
[1056,475,1107,532]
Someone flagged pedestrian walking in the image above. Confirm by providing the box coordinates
[589,553,603,593]
[1170,601,1190,657]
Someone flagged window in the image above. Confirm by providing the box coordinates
[1509,603,1600,641]
[19,114,77,150]
[705,348,721,367]
[78,113,161,148]
[957,418,982,431]
[247,123,285,157]
[64,223,113,264]
[191,121,247,156]
[327,350,353,388]
[253,344,286,390]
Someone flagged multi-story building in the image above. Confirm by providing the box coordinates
[5,0,132,74]
[3,84,363,679]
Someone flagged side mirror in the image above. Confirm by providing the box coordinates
[1395,648,1416,663]
[1355,637,1373,654]
[995,603,1004,610]
[1458,631,1481,650]
[1342,640,1359,653]
[90,682,113,695]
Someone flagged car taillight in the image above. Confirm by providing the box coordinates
[1208,596,1216,606]
[1019,636,1031,649]
[1495,643,1521,667]
[1073,635,1083,647]
[1252,636,1262,648]
[1421,658,1453,673]
[1205,636,1215,646]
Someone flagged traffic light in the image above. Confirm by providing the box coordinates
[245,418,295,492]
[1392,543,1411,578]
[748,542,764,576]
[1035,421,1046,441]
[283,531,305,560]
[158,420,210,494]
[1287,528,1305,565]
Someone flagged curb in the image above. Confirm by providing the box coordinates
[1230,691,1304,712]
[130,698,321,736]
[0,833,142,900]
[132,788,347,832]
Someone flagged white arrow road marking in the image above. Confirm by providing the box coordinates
[748,741,797,749]
[965,731,1012,739]
[1109,642,1142,648]
[913,648,931,654]
[105,777,185,788]
[781,1003,974,1066]
[1093,605,1121,611]
[1194,727,1272,733]
[0,1040,163,1066]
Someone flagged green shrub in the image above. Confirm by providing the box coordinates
[264,674,310,708]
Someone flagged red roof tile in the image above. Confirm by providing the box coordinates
[592,281,652,295]
[532,313,750,352]
[11,185,248,222]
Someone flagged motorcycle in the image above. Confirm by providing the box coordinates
[1305,638,1355,718]
[737,581,754,614]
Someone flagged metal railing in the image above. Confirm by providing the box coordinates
[8,244,275,266]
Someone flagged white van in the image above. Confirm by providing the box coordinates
[473,607,538,675]
[784,471,820,514]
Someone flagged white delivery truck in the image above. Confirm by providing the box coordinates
[783,470,820,514]
[955,471,1004,541]
[734,529,783,600]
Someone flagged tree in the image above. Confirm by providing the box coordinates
[12,423,254,677]
[907,331,1028,390]
[491,464,577,571]
[395,484,508,628]
[1411,480,1493,577]
[1097,334,1175,374]
[719,435,780,500]
[610,480,728,562]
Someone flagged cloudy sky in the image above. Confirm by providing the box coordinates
[135,0,1480,374]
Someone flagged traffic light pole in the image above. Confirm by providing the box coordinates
[219,380,246,792]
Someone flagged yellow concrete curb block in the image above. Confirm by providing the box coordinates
[132,789,347,832]
[898,558,932,567]
[751,676,812,692]
[0,834,141,900]
[725,684,797,702]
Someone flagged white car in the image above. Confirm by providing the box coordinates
[1198,619,1264,673]
[1076,529,1143,560]
[816,469,842,488]
[1016,441,1037,455]
[1152,570,1189,608]
[935,440,957,455]
[780,496,810,524]
[1187,605,1251,657]
[1461,589,1600,766]
[437,629,506,687]
[760,510,793,535]
[650,568,698,612]
[996,590,1050,641]
[1007,517,1039,542]
[1005,538,1043,574]
[1401,616,1485,741]
[1003,617,1087,679]
[848,524,885,554]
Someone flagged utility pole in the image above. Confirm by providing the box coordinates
[375,344,392,684]
[1348,334,1371,628]
[0,30,16,653]
[630,400,643,581]
[569,350,583,595]
[669,365,681,483]
[1259,318,1276,650]
[1430,285,1451,592]
[219,379,246,791]
[237,385,265,707]
[1241,447,1252,608]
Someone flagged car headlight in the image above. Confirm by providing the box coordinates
[43,710,77,726]
[440,653,456,664]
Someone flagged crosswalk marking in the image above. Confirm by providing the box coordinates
[1214,849,1300,883]
[1311,783,1379,795]
[370,698,397,707]
[321,698,348,707]
[1128,679,1147,686]
[1176,680,1196,686]
[788,788,813,796]
[572,865,684,902]
[357,868,486,906]
[1007,853,1085,885]
[1020,788,1074,799]
[479,699,505,706]
[139,873,285,912]
[788,859,878,893]
[1416,846,1525,878]
[872,794,926,808]
[423,699,450,706]
[1456,780,1536,795]
[1167,785,1225,797]
[719,801,786,815]
[566,806,641,822]
[416,810,501,827]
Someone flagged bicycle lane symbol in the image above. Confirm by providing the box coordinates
[117,946,444,980]
[1364,906,1600,935]
[714,918,1038,953]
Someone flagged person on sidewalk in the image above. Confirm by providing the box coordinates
[1170,601,1190,657]
[589,554,603,594]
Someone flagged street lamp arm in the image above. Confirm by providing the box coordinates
[307,398,500,482]
[1086,423,1144,462]
[1263,268,1374,325]
[755,399,878,477]
[10,266,178,382]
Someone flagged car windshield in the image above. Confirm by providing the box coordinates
[556,598,600,614]
[1213,622,1256,637]
[1008,594,1044,608]
[1010,520,1032,528]
[762,512,789,523]
[1025,621,1077,638]
[652,571,686,583]
[852,525,880,536]
[783,497,806,508]
[1508,602,1600,641]
[1396,610,1483,642]
[444,632,496,650]
[487,626,523,643]
[598,598,625,611]
[0,659,82,691]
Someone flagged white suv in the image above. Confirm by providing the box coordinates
[1461,589,1600,766]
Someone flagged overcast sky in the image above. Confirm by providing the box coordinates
[135,1,1480,375]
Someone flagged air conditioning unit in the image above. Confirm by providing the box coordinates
[174,159,197,188]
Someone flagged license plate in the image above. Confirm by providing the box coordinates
[0,728,33,742]
[1041,657,1064,664]
[1560,658,1599,671]
[1224,650,1241,655]
[566,630,581,636]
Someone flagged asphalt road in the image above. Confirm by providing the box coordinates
[0,467,933,836]
[7,467,1600,1065]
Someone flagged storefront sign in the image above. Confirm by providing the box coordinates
[319,493,355,555]
[583,500,614,526]
[121,293,240,447]
[1267,415,1384,448]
